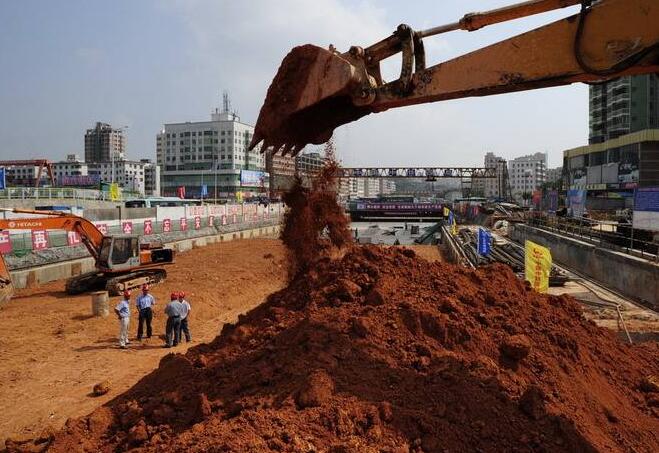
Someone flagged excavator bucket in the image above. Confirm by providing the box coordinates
[249,44,372,155]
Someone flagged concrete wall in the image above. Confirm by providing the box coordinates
[510,224,658,309]
[8,224,282,291]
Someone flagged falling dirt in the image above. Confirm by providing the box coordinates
[281,140,351,277]
[5,159,659,453]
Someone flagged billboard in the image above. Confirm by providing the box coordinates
[61,175,100,186]
[240,170,265,187]
[633,187,659,232]
[567,189,586,217]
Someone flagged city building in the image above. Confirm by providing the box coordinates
[157,96,267,198]
[546,166,563,187]
[508,152,547,200]
[142,159,161,196]
[295,150,327,176]
[589,74,659,144]
[87,160,149,194]
[266,153,295,198]
[84,122,126,162]
[379,179,396,195]
[3,165,42,186]
[484,152,508,199]
[563,128,659,210]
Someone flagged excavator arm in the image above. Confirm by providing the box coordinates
[250,0,659,154]
[0,208,105,260]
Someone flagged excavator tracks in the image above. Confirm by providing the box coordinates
[105,269,167,296]
[65,271,108,295]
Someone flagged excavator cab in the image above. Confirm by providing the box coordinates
[97,236,141,272]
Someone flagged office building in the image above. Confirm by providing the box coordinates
[157,97,267,198]
[84,122,126,162]
[266,152,295,198]
[295,150,327,176]
[508,152,547,200]
[563,129,659,210]
[589,74,659,144]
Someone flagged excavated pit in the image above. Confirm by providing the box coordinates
[7,154,659,453]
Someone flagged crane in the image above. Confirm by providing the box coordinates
[0,208,175,304]
[249,0,659,154]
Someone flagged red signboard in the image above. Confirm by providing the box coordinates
[67,231,81,246]
[31,230,49,250]
[95,223,108,235]
[0,231,11,254]
[163,218,172,233]
[194,216,201,230]
[208,216,215,227]
[143,220,153,235]
[122,221,133,234]
[180,217,188,231]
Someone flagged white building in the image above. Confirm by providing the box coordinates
[157,101,267,198]
[142,159,161,196]
[379,179,396,195]
[345,178,383,198]
[508,152,548,200]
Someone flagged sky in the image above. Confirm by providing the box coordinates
[0,0,589,169]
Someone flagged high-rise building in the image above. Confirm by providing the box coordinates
[589,74,659,144]
[484,152,508,199]
[508,152,547,200]
[157,97,266,198]
[84,122,126,162]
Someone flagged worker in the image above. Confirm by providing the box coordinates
[136,284,156,340]
[178,291,192,343]
[114,290,131,349]
[164,292,183,348]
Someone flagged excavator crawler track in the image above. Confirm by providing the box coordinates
[65,272,108,295]
[105,269,167,296]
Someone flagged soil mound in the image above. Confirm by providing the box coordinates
[13,246,659,452]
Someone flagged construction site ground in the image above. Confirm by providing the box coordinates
[0,239,443,444]
[0,238,290,443]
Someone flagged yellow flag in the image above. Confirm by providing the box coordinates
[524,240,552,293]
[109,183,120,201]
[236,191,243,203]
[443,207,450,217]
[451,222,457,236]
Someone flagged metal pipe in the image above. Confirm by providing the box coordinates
[419,0,582,38]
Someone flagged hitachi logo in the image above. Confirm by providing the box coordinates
[7,221,44,228]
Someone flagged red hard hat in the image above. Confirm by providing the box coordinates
[123,290,131,297]
[178,291,185,299]
[170,292,178,300]
[142,284,149,291]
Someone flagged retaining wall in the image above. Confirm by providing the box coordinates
[8,224,282,291]
[510,224,659,309]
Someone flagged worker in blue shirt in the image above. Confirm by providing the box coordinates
[114,290,131,349]
[136,284,156,340]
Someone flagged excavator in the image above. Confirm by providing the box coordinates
[250,0,659,154]
[0,208,175,304]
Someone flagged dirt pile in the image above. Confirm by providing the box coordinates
[281,140,351,276]
[12,245,659,452]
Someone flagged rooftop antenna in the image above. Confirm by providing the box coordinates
[222,91,231,114]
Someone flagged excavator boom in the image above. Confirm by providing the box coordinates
[250,0,659,155]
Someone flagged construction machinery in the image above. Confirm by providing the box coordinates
[250,0,659,154]
[0,208,174,304]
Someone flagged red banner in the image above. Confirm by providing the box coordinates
[143,220,153,235]
[121,221,133,234]
[232,214,237,223]
[222,215,227,225]
[31,230,49,250]
[180,218,188,231]
[66,231,81,246]
[177,186,186,199]
[0,231,11,253]
[163,219,171,233]
[95,223,108,235]
[194,216,201,230]
[208,216,215,227]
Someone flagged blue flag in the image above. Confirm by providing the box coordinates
[200,184,208,197]
[478,227,491,256]
[0,168,5,190]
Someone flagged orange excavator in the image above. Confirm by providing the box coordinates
[0,208,174,304]
[250,0,659,154]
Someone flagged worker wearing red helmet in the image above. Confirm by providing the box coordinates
[178,291,192,343]
[136,283,156,341]
[114,290,132,349]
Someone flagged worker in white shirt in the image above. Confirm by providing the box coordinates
[178,291,192,343]
[114,290,131,349]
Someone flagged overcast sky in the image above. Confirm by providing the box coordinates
[0,0,589,168]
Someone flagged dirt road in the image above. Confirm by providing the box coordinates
[0,238,287,442]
